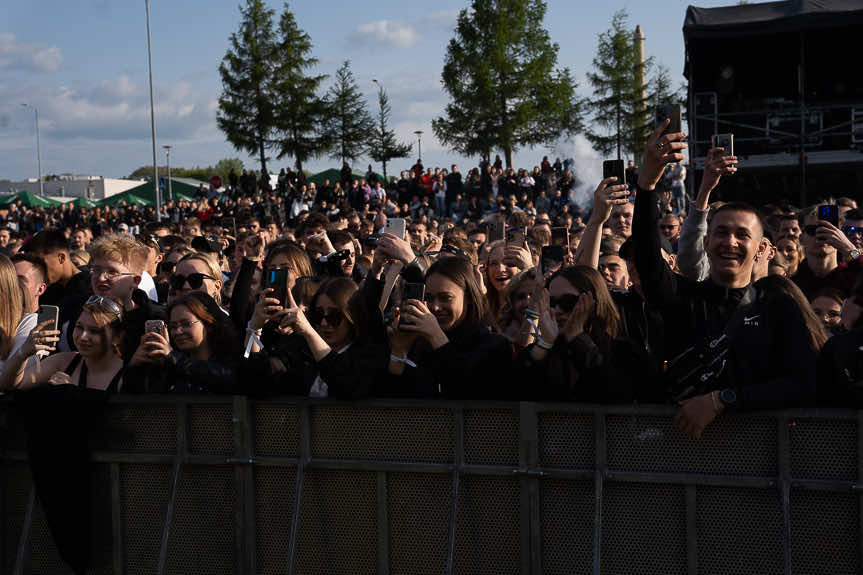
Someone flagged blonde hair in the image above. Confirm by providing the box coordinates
[179,252,223,303]
[0,255,24,360]
[90,234,148,274]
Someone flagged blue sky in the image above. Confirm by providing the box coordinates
[1,0,734,182]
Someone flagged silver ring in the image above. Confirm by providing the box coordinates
[655,141,665,151]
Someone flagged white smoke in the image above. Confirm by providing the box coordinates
[552,134,603,211]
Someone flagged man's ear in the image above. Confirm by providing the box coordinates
[37,282,47,297]
[756,237,770,261]
[57,251,66,265]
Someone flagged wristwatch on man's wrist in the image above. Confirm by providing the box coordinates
[719,388,737,408]
[848,248,861,261]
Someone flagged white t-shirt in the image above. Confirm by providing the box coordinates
[0,313,37,376]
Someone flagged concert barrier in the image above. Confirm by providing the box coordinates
[1,397,860,574]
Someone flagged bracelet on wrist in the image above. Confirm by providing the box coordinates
[535,337,553,350]
[389,353,417,368]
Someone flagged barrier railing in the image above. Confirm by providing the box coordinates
[1,397,860,574]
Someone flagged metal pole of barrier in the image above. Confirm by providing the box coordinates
[157,402,187,575]
[376,471,390,574]
[518,402,542,574]
[231,395,256,575]
[445,406,463,575]
[858,411,863,571]
[778,414,791,575]
[685,485,698,574]
[592,412,606,575]
[12,489,35,575]
[111,463,124,574]
[285,403,311,575]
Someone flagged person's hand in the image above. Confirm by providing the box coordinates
[474,264,487,295]
[277,289,313,337]
[638,119,688,191]
[398,299,449,349]
[673,391,722,439]
[423,233,443,255]
[48,372,73,386]
[143,330,172,363]
[699,147,738,195]
[22,321,60,357]
[589,178,629,224]
[377,232,415,266]
[532,286,559,343]
[815,221,857,256]
[504,245,533,270]
[243,234,265,261]
[387,308,419,356]
[306,231,335,256]
[563,291,593,341]
[250,287,284,330]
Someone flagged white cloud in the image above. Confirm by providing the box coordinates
[0,33,62,72]
[350,20,419,49]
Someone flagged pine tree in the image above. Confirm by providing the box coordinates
[367,82,412,182]
[322,61,373,164]
[432,0,581,168]
[271,4,330,173]
[217,0,277,174]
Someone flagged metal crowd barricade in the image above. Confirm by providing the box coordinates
[0,396,860,574]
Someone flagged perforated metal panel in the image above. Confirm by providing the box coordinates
[789,417,857,481]
[388,472,452,574]
[606,414,777,476]
[28,496,74,574]
[121,464,171,575]
[188,404,233,455]
[697,487,783,575]
[102,404,177,453]
[601,482,686,574]
[2,464,31,574]
[453,476,520,574]
[463,408,519,466]
[540,479,594,574]
[790,489,859,575]
[166,465,237,574]
[310,405,454,462]
[538,412,594,469]
[253,403,300,457]
[254,467,297,575]
[295,469,377,574]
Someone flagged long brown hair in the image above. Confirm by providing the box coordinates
[549,266,620,352]
[168,292,237,358]
[0,254,24,360]
[755,275,827,351]
[310,277,359,341]
[425,256,487,331]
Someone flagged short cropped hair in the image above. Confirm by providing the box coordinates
[89,235,149,274]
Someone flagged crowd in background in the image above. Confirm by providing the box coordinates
[2,120,863,444]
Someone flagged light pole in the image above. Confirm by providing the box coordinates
[145,0,161,221]
[163,145,173,201]
[414,130,423,163]
[21,103,43,197]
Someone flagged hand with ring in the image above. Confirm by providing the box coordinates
[638,119,688,191]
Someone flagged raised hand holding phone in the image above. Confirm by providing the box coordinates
[638,119,688,191]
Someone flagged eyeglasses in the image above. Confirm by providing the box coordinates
[170,273,217,291]
[549,294,580,312]
[307,308,344,327]
[90,266,136,281]
[843,226,862,236]
[85,295,123,320]
[168,319,201,332]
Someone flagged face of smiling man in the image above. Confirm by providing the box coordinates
[704,207,765,289]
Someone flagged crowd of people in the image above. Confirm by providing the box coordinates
[2,120,862,443]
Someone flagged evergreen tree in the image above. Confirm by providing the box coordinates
[322,61,373,164]
[584,10,649,160]
[432,0,581,168]
[217,0,277,174]
[367,82,412,182]
[272,3,329,173]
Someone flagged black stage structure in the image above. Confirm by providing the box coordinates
[684,0,863,207]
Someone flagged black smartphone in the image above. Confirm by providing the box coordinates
[266,268,291,307]
[818,205,839,228]
[400,282,426,326]
[712,133,734,156]
[489,221,505,243]
[506,226,526,246]
[541,245,564,272]
[221,217,236,237]
[36,305,60,331]
[551,227,569,247]
[656,103,682,135]
[602,159,626,185]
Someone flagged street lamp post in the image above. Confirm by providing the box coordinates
[163,145,173,201]
[414,130,423,162]
[145,0,160,221]
[21,103,43,197]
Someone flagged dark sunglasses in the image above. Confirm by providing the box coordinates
[549,293,580,312]
[307,308,344,327]
[85,295,123,320]
[170,272,217,291]
[843,225,862,235]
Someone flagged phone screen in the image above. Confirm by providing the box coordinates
[818,205,839,228]
[36,305,60,332]
[656,104,682,134]
[602,159,626,185]
[489,221,505,243]
[267,269,290,307]
[551,227,569,247]
[541,245,564,272]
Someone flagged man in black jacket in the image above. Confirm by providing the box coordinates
[634,120,816,438]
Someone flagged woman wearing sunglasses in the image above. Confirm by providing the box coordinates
[170,252,223,305]
[4,296,125,392]
[386,256,513,399]
[518,266,647,403]
[126,292,238,393]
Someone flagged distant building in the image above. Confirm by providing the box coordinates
[2,176,145,201]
